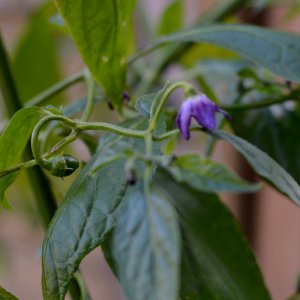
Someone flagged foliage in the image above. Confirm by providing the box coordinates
[1,0,300,299]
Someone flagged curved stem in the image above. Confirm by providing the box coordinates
[149,81,195,132]
[31,115,77,170]
[25,70,85,107]
[0,130,79,178]
[80,72,96,122]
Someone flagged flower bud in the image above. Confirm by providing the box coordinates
[48,155,79,177]
[126,169,137,185]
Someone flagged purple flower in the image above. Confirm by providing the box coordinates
[176,95,231,140]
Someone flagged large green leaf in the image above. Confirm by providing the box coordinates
[213,130,300,206]
[0,107,43,204]
[42,141,128,299]
[42,117,161,300]
[165,154,260,193]
[109,182,180,300]
[0,286,19,300]
[155,170,271,300]
[140,24,300,82]
[13,4,61,103]
[55,0,136,107]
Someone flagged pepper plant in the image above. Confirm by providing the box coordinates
[1,0,300,299]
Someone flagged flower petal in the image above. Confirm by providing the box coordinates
[193,95,217,130]
[176,100,193,139]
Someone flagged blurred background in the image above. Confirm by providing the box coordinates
[1,0,300,299]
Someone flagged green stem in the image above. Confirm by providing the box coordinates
[220,89,300,111]
[3,83,295,177]
[31,115,77,170]
[149,81,195,132]
[80,72,96,122]
[25,70,85,107]
[76,121,146,138]
[153,126,203,141]
[153,129,179,142]
[0,130,78,178]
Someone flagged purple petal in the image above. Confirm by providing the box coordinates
[193,95,217,130]
[176,100,193,139]
[217,107,232,121]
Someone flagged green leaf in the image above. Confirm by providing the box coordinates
[13,3,62,103]
[166,154,260,193]
[155,170,271,300]
[0,107,44,204]
[42,148,128,300]
[150,82,171,119]
[135,93,156,117]
[141,24,300,82]
[55,0,136,107]
[288,295,300,300]
[231,105,300,184]
[108,182,180,300]
[156,0,183,36]
[0,286,19,300]
[213,130,300,206]
[42,117,156,300]
[135,83,171,119]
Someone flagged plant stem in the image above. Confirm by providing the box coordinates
[0,32,87,300]
[153,126,203,141]
[31,115,77,170]
[0,130,79,178]
[81,73,96,122]
[25,70,85,107]
[76,121,146,138]
[220,89,300,111]
[149,81,195,132]
[153,129,179,141]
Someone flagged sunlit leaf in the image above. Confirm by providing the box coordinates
[55,0,136,107]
